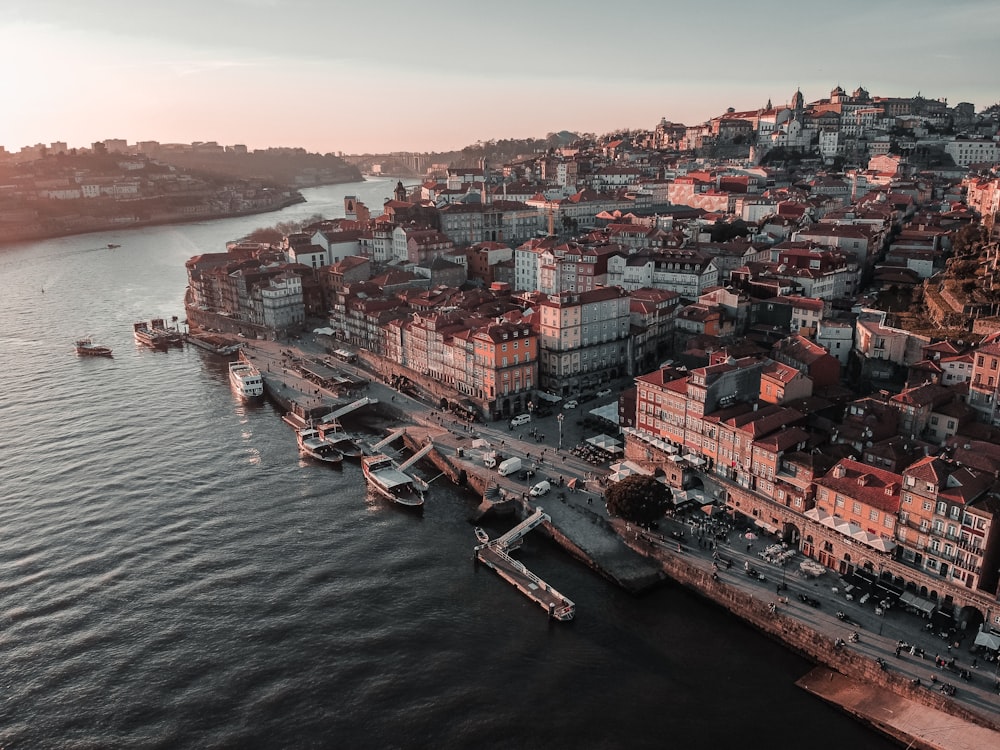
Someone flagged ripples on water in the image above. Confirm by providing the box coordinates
[0,182,895,749]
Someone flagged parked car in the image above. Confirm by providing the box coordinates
[563,400,578,410]
[596,388,613,398]
[529,480,551,496]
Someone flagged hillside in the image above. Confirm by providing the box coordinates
[155,149,362,186]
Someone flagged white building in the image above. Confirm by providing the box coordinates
[816,319,854,365]
[259,273,305,331]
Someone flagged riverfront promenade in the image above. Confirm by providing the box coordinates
[231,332,1000,746]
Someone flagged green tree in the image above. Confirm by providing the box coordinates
[605,474,672,525]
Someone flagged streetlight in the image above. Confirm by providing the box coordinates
[557,412,564,450]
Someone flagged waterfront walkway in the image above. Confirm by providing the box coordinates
[230,331,1000,742]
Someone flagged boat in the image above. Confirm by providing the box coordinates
[186,332,242,356]
[133,320,167,350]
[316,421,364,458]
[150,318,184,347]
[361,453,425,507]
[107,243,121,249]
[475,527,490,544]
[228,360,264,400]
[134,318,183,349]
[297,427,344,465]
[75,337,113,358]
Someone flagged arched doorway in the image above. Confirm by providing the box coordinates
[839,552,852,577]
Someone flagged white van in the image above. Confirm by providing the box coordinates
[510,413,531,427]
[529,480,551,497]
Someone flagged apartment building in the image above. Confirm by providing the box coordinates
[897,456,997,594]
[536,287,631,395]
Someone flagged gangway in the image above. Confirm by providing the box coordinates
[492,507,549,550]
[474,506,575,622]
[397,440,433,472]
[317,396,379,424]
[370,428,406,452]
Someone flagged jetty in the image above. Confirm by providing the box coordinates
[475,507,575,621]
[370,428,406,452]
[317,396,379,425]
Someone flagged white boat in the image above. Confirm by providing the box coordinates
[297,427,344,465]
[361,453,425,507]
[229,360,264,400]
[475,527,490,544]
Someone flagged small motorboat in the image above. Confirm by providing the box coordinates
[475,527,490,544]
[75,337,113,358]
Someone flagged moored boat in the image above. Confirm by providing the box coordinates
[229,360,264,400]
[475,527,490,544]
[317,420,364,458]
[150,318,184,347]
[361,453,425,506]
[297,427,344,465]
[75,337,113,358]
[133,320,167,350]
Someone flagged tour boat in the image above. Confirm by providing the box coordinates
[228,360,264,400]
[361,453,425,506]
[297,427,344,466]
[317,421,364,458]
[74,337,113,358]
[107,243,121,249]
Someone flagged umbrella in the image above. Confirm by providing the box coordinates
[701,503,719,517]
[744,532,758,540]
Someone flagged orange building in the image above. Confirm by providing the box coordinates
[809,458,901,571]
[471,320,537,419]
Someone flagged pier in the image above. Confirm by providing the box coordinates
[475,508,575,621]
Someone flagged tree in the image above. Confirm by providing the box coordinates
[605,474,672,525]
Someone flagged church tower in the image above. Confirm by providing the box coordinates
[393,180,407,203]
[791,88,804,121]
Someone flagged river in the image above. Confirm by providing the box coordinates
[0,178,895,748]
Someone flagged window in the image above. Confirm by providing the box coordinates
[869,509,879,521]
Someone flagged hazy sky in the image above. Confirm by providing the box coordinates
[2,0,998,155]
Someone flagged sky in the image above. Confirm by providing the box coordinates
[1,0,998,156]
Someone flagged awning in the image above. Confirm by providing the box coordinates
[755,518,778,534]
[588,403,620,425]
[899,591,936,614]
[587,434,623,453]
[803,508,897,553]
[682,454,706,466]
[974,631,1000,651]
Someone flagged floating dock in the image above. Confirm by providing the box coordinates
[475,507,575,621]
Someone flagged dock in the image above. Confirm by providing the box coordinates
[475,507,575,621]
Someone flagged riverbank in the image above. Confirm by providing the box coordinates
[0,193,307,248]
[234,332,1000,747]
